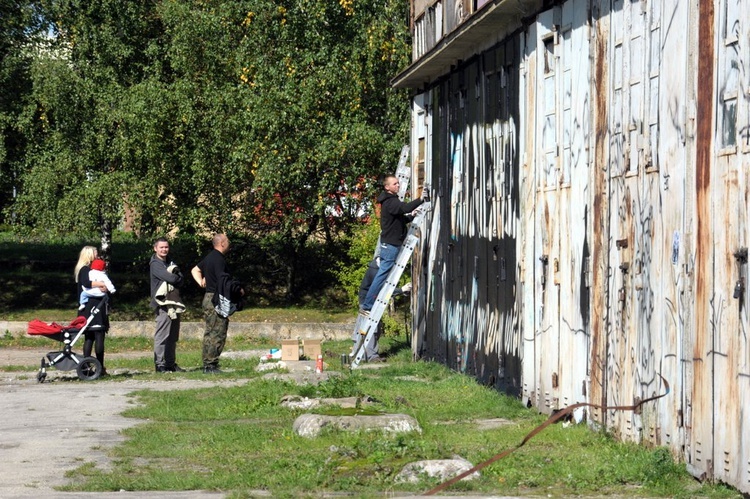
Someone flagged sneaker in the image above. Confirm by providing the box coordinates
[155,366,169,373]
[203,366,223,374]
[167,364,185,372]
[359,309,371,317]
[368,356,385,363]
[100,367,109,377]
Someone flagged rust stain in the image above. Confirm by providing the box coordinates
[694,0,714,357]
[590,18,610,425]
[691,0,715,483]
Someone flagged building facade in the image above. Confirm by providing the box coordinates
[395,0,750,492]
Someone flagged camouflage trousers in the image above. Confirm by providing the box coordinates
[202,293,229,368]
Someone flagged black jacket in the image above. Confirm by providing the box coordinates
[211,272,243,318]
[377,192,424,246]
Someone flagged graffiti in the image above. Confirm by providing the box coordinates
[411,1,750,491]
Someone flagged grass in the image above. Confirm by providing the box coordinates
[4,333,741,498]
[1,306,355,323]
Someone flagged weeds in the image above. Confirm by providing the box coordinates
[3,314,743,497]
[32,336,741,497]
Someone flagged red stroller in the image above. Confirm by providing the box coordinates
[27,295,108,382]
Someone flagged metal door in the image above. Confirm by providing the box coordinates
[529,3,591,414]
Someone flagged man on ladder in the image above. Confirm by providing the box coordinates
[360,174,427,314]
[351,171,429,367]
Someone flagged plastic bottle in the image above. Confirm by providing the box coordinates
[315,354,323,374]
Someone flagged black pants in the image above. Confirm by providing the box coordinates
[83,330,106,367]
[79,296,109,368]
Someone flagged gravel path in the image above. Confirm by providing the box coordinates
[0,349,259,499]
[0,349,506,499]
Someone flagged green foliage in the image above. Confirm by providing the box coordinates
[7,0,411,302]
[0,226,359,318]
[381,310,410,337]
[0,0,46,225]
[336,218,380,308]
[313,373,365,399]
[334,216,413,337]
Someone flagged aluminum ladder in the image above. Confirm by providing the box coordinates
[350,204,429,369]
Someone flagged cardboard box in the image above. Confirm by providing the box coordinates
[281,339,300,361]
[303,340,322,360]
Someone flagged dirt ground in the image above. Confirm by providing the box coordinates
[0,348,510,499]
[0,347,356,498]
[0,348,261,499]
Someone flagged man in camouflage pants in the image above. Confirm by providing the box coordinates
[191,234,243,374]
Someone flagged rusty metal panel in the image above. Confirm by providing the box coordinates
[533,8,562,413]
[691,0,715,482]
[411,92,432,363]
[524,1,592,415]
[706,0,750,486]
[556,0,590,414]
[599,0,689,451]
[413,38,524,393]
[406,0,750,494]
[643,0,687,455]
[520,30,538,407]
[588,0,611,429]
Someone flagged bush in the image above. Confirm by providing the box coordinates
[335,219,413,337]
[0,229,354,318]
[336,219,381,309]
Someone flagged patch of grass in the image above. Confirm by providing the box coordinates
[231,307,353,323]
[49,336,743,498]
[2,303,353,324]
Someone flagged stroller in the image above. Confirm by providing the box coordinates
[26,295,108,382]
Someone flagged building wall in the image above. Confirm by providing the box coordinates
[408,0,750,492]
[412,36,524,394]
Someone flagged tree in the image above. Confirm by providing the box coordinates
[0,0,45,224]
[12,0,165,256]
[230,0,412,298]
[10,0,412,301]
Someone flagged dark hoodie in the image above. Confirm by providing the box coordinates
[377,191,424,246]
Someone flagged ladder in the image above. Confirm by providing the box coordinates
[351,204,429,369]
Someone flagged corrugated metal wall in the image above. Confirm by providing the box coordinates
[412,36,523,394]
[409,0,750,493]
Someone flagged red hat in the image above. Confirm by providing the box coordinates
[91,259,106,271]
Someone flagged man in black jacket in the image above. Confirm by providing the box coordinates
[360,175,425,312]
[150,237,184,373]
[191,234,244,374]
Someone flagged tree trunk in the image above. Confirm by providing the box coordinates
[100,218,112,261]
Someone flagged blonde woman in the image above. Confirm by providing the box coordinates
[74,246,110,375]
